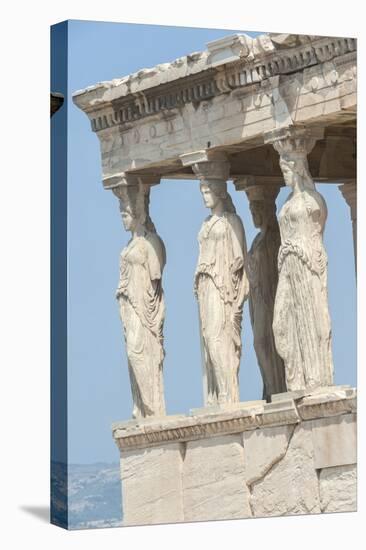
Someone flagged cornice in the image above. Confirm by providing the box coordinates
[112,386,356,452]
[72,34,356,134]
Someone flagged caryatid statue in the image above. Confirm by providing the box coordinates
[265,127,334,391]
[243,183,286,401]
[185,153,250,406]
[113,179,166,419]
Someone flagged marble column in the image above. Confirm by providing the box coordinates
[264,127,334,392]
[338,180,357,274]
[180,150,250,406]
[234,177,286,401]
[109,174,167,419]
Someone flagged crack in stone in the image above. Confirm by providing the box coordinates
[246,424,297,517]
[179,442,187,462]
[179,442,186,522]
[315,468,325,513]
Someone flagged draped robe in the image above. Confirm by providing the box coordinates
[248,224,286,401]
[116,230,166,418]
[273,188,334,390]
[195,212,249,405]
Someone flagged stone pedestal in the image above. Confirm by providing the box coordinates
[112,386,357,526]
[71,30,357,531]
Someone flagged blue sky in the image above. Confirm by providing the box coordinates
[65,20,356,464]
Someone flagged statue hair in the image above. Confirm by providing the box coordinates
[202,180,237,214]
[120,184,157,233]
[280,156,315,190]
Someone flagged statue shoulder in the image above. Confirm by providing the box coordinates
[225,212,247,256]
[145,230,162,247]
[226,212,245,234]
[145,230,166,270]
[198,215,212,240]
[226,211,243,224]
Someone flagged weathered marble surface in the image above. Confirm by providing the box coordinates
[266,127,334,391]
[183,435,251,521]
[311,413,356,469]
[112,386,355,450]
[120,443,184,526]
[181,150,249,406]
[241,182,286,401]
[319,464,357,513]
[195,182,249,404]
[115,180,167,418]
[71,29,357,528]
[72,35,356,183]
[113,388,357,526]
[243,424,293,486]
[249,422,321,516]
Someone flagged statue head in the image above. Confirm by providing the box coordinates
[120,203,139,232]
[250,200,278,230]
[200,180,236,214]
[249,200,265,228]
[245,185,280,230]
[117,183,156,234]
[279,154,314,191]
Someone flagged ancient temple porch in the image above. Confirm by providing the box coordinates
[73,31,357,526]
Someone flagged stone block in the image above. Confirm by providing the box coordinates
[189,400,265,416]
[250,423,321,516]
[120,443,184,526]
[271,389,308,402]
[115,398,357,524]
[260,399,300,427]
[319,464,357,513]
[297,388,356,420]
[311,414,356,469]
[243,424,294,485]
[182,434,250,521]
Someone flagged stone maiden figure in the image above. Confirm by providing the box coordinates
[245,185,286,401]
[115,183,166,418]
[273,153,334,390]
[195,180,249,405]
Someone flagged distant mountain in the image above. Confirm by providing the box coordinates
[51,461,123,530]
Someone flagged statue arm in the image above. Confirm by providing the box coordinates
[249,293,254,326]
[145,233,166,281]
[115,253,125,299]
[228,214,250,299]
[229,214,247,267]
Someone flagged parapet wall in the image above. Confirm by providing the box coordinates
[112,386,357,526]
